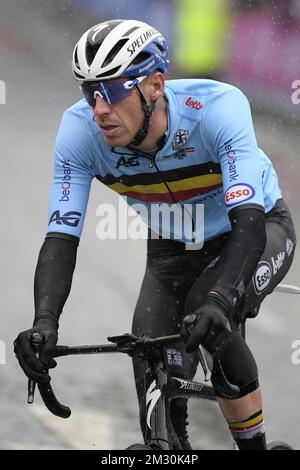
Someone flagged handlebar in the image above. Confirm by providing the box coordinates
[27,332,240,418]
[26,283,299,416]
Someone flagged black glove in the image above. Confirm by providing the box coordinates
[14,315,58,384]
[182,303,232,354]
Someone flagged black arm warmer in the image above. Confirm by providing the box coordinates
[207,204,266,313]
[33,233,79,327]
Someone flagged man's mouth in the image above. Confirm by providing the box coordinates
[100,124,119,137]
[100,124,118,129]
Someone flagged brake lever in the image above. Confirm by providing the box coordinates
[27,332,43,404]
[27,332,71,418]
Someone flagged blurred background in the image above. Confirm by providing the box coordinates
[1,0,300,450]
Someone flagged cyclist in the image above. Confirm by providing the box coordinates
[14,19,296,450]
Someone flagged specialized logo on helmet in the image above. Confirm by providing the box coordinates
[185,97,204,110]
[253,261,272,294]
[225,184,255,207]
[127,28,158,56]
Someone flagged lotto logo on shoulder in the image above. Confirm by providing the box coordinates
[225,183,255,207]
[185,97,204,110]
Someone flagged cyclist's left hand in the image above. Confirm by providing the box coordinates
[182,303,231,354]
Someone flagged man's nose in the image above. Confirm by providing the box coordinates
[93,94,111,116]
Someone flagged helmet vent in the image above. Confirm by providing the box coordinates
[156,43,164,53]
[102,39,129,68]
[74,71,86,80]
[74,47,80,68]
[131,51,151,65]
[86,42,102,67]
[122,26,139,37]
[95,66,122,79]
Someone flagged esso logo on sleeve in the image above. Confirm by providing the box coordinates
[225,184,255,207]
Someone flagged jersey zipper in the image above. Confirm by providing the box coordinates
[111,147,197,243]
[150,156,196,243]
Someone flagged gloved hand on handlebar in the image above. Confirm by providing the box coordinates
[182,302,232,354]
[14,313,58,384]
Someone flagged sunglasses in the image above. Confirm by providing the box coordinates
[80,76,146,107]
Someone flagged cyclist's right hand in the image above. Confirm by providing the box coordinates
[14,318,58,384]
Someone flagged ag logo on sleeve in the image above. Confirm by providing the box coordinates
[48,210,81,227]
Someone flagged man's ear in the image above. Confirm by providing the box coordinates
[148,72,165,100]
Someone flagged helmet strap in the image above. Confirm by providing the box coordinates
[130,85,155,147]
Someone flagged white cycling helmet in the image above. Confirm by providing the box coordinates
[72,19,169,82]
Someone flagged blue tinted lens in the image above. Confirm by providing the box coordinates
[81,79,131,107]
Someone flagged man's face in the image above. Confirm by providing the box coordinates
[90,79,144,147]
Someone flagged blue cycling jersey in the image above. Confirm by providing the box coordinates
[48,79,282,243]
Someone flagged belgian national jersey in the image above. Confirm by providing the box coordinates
[48,79,282,244]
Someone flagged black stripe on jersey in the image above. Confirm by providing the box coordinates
[96,162,221,187]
